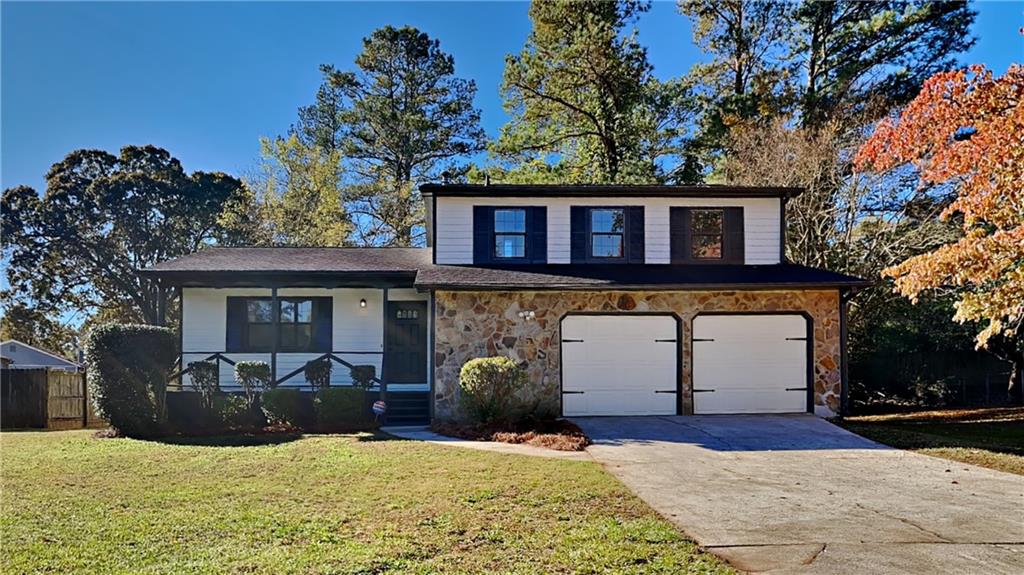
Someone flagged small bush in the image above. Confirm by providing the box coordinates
[214,394,261,429]
[85,323,177,438]
[350,365,376,390]
[262,388,313,428]
[235,361,272,408]
[188,361,219,410]
[315,388,373,432]
[458,356,527,424]
[304,358,332,391]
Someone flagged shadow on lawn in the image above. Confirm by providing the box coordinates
[150,433,304,447]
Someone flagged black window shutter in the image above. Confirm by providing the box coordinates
[669,207,688,264]
[626,206,645,263]
[472,206,494,264]
[724,207,745,264]
[312,297,333,352]
[225,297,245,352]
[570,206,587,263]
[527,207,547,264]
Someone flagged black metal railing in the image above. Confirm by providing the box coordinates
[170,350,383,392]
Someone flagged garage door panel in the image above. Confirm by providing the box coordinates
[693,315,808,414]
[562,315,677,416]
[564,390,676,417]
[695,389,806,414]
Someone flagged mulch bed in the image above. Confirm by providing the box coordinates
[431,419,591,451]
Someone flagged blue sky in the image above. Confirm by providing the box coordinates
[2,1,1022,192]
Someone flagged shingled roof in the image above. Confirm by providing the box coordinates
[143,247,430,273]
[419,183,803,198]
[143,247,869,291]
[413,263,870,291]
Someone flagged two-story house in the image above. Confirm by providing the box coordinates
[143,184,869,425]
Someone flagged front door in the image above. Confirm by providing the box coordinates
[385,301,428,384]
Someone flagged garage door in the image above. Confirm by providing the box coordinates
[561,315,678,416]
[692,315,809,414]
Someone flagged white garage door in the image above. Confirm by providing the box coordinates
[561,315,678,416]
[692,315,809,414]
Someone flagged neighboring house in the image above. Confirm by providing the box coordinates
[142,184,869,425]
[0,340,81,372]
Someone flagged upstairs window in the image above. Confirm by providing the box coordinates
[669,207,744,264]
[494,208,527,259]
[590,208,625,258]
[473,206,546,264]
[690,209,724,259]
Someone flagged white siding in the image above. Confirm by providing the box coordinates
[434,196,782,265]
[180,287,389,390]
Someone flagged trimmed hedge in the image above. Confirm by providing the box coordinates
[188,361,219,410]
[459,356,527,424]
[262,388,314,428]
[214,394,263,430]
[350,365,376,390]
[235,361,272,408]
[315,388,373,432]
[85,323,177,437]
[304,358,332,391]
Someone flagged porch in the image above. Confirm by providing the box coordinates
[140,248,434,426]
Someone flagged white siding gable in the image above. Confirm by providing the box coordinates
[434,196,782,265]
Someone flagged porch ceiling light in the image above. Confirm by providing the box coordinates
[360,298,367,308]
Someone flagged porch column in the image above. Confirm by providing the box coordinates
[156,284,168,326]
[380,287,389,404]
[271,286,279,385]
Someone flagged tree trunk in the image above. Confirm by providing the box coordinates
[1008,359,1023,405]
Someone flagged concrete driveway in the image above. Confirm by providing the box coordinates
[574,415,1024,574]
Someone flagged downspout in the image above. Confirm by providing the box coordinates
[271,287,279,386]
[428,290,436,423]
[380,287,389,408]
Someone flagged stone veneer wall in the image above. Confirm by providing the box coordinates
[432,290,842,420]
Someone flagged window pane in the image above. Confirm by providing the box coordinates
[494,209,526,232]
[495,234,526,258]
[591,209,624,233]
[248,324,274,350]
[295,300,312,323]
[296,325,312,349]
[247,300,272,323]
[280,301,295,323]
[692,234,723,258]
[692,209,724,234]
[592,234,623,258]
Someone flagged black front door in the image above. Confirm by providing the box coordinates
[385,301,428,384]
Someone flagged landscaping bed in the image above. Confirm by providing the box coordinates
[1,430,731,574]
[432,418,591,451]
[840,406,1024,475]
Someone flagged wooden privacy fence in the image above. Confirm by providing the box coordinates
[1,368,103,430]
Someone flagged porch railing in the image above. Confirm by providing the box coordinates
[170,351,384,392]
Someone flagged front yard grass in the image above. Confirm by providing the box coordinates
[1,430,731,574]
[841,407,1024,476]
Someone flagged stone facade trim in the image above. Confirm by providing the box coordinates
[432,289,842,420]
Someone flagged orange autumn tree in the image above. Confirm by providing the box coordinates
[855,64,1023,402]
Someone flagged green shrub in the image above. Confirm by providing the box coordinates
[262,388,313,428]
[234,361,272,408]
[314,388,373,432]
[85,323,177,438]
[458,356,528,424]
[188,361,219,410]
[350,365,376,390]
[304,358,332,391]
[214,394,261,429]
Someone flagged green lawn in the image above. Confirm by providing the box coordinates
[1,430,731,574]
[841,407,1024,476]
